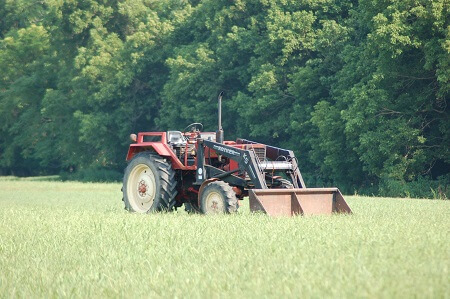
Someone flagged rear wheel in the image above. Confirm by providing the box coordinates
[200,181,238,215]
[123,152,177,213]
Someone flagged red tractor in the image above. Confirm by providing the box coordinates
[122,93,351,216]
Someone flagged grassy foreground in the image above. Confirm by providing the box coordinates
[0,177,448,298]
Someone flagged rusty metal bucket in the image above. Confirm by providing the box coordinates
[248,188,351,216]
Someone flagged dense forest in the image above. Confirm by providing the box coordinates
[0,0,448,198]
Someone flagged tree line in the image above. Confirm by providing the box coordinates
[0,0,448,198]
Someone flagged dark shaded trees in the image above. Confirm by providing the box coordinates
[0,0,448,196]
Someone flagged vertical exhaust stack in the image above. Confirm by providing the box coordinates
[216,91,224,144]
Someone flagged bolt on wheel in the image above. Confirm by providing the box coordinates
[205,191,226,214]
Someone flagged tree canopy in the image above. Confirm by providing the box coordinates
[0,0,448,197]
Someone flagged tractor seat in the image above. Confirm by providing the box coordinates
[167,131,186,146]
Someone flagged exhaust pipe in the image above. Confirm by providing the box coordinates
[216,91,224,143]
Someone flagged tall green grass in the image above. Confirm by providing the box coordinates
[0,177,448,298]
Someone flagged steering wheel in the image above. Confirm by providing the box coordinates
[183,123,203,133]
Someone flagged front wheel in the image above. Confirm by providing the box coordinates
[122,152,177,213]
[200,181,238,215]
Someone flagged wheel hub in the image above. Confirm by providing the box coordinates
[205,191,224,214]
[126,163,156,212]
[138,180,147,196]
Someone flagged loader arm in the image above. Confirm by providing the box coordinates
[195,139,267,189]
[237,138,306,188]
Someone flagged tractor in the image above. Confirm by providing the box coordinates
[122,93,351,216]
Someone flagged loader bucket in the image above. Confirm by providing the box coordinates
[248,188,351,216]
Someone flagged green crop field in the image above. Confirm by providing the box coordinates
[0,177,448,298]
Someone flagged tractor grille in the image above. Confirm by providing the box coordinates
[253,147,266,161]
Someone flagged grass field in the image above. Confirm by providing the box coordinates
[0,177,448,298]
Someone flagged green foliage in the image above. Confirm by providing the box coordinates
[60,166,122,183]
[0,0,448,196]
[378,174,449,200]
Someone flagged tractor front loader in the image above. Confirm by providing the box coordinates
[122,93,351,216]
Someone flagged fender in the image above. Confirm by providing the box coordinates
[125,132,195,170]
[126,132,172,160]
[126,143,173,161]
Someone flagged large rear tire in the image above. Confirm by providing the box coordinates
[200,181,238,215]
[123,152,177,213]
